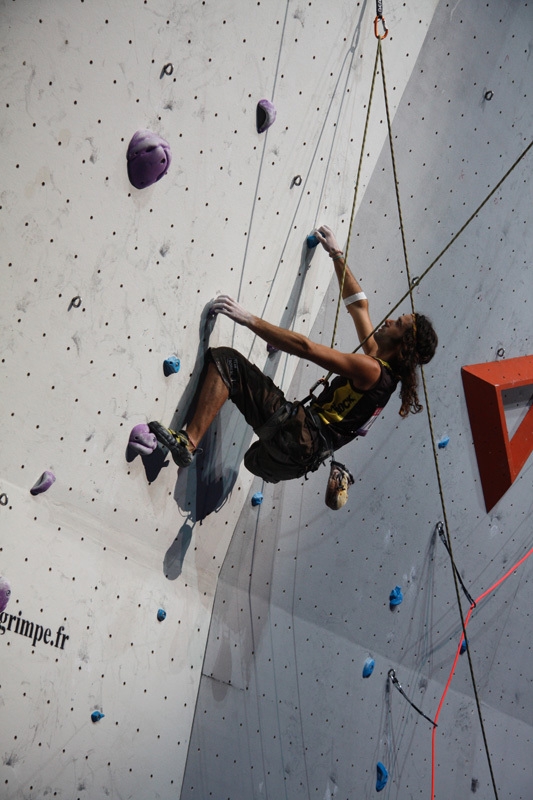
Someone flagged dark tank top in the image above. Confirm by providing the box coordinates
[311,358,398,450]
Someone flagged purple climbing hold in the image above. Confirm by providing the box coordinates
[129,423,157,456]
[0,576,11,613]
[126,129,172,189]
[256,99,276,133]
[30,470,56,496]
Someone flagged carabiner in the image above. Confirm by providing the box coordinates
[374,15,389,39]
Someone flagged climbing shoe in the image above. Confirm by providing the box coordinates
[325,460,354,510]
[148,422,195,467]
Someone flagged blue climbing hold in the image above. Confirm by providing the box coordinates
[256,99,276,133]
[376,762,388,792]
[157,608,167,622]
[30,470,56,496]
[127,129,172,189]
[460,638,468,654]
[389,586,403,607]
[91,710,105,722]
[307,233,320,249]
[266,343,279,354]
[438,435,450,449]
[251,492,263,507]
[163,355,181,376]
[362,657,375,678]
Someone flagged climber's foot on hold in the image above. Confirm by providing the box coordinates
[148,422,196,467]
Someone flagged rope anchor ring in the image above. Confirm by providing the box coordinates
[160,63,174,78]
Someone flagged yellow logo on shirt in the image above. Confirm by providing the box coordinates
[315,383,363,424]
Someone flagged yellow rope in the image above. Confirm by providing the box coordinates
[328,39,382,353]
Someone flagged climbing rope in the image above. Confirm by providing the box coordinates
[327,38,383,354]
[375,38,501,800]
[321,17,531,798]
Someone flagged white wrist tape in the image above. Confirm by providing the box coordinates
[344,291,367,307]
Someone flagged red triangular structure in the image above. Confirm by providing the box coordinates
[461,356,533,511]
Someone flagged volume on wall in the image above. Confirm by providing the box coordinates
[1,1,532,799]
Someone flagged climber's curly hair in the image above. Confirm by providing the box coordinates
[391,313,438,417]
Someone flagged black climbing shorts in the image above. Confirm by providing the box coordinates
[207,347,328,482]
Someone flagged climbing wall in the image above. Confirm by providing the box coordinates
[1,1,531,800]
[182,1,533,799]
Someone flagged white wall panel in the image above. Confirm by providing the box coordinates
[0,0,441,797]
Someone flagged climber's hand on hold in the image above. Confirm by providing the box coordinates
[315,225,342,256]
[211,295,253,327]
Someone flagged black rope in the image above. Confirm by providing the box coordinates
[436,522,476,608]
[388,669,437,728]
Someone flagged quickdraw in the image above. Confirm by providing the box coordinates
[374,0,389,39]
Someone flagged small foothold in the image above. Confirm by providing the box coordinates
[251,492,263,507]
[376,762,388,792]
[128,423,157,456]
[126,129,172,189]
[91,710,104,722]
[307,234,320,249]
[460,638,468,654]
[0,576,11,613]
[256,99,276,133]
[362,657,375,678]
[484,90,493,101]
[69,296,82,310]
[389,586,403,607]
[0,493,8,506]
[291,175,302,188]
[266,343,279,354]
[163,355,181,376]
[157,608,167,621]
[30,470,56,496]
[438,435,450,449]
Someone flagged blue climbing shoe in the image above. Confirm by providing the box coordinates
[148,422,195,467]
